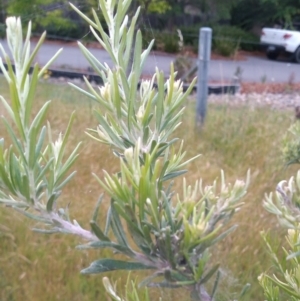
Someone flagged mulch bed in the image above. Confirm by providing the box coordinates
[240,82,300,94]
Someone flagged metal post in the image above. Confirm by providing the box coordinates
[196,27,212,126]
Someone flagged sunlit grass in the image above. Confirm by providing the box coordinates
[0,77,297,300]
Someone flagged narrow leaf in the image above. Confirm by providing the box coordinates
[81,259,153,274]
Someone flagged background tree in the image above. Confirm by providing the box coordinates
[260,0,300,28]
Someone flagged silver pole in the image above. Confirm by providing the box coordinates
[196,27,212,126]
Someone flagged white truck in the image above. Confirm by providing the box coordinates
[260,27,300,63]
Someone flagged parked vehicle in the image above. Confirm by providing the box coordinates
[260,26,300,63]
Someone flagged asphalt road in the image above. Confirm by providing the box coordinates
[0,39,299,83]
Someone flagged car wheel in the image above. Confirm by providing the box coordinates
[294,46,300,63]
[266,50,279,60]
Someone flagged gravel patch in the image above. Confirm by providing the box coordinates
[208,92,300,110]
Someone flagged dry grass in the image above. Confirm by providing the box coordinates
[0,78,297,300]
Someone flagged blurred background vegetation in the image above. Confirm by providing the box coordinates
[0,0,299,56]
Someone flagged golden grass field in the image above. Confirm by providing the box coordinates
[0,77,297,301]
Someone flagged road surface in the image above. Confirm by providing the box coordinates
[0,39,299,83]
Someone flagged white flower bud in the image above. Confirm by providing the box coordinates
[53,133,63,162]
[6,17,22,55]
[288,228,296,237]
[99,83,111,101]
[124,147,133,162]
[136,106,144,122]
[97,127,109,141]
[174,80,182,91]
[234,180,245,189]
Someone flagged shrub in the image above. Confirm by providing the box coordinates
[142,29,179,53]
[163,33,179,53]
[179,24,260,55]
[213,38,238,57]
[0,0,251,300]
[212,25,260,52]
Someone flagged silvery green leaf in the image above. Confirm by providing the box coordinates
[77,42,106,76]
[35,158,54,184]
[92,194,104,222]
[286,250,300,260]
[46,192,60,212]
[68,82,97,101]
[112,72,122,119]
[132,30,142,77]
[104,204,112,236]
[56,112,76,167]
[239,283,251,298]
[0,162,15,195]
[28,101,51,135]
[28,125,38,169]
[94,112,123,148]
[77,241,135,257]
[90,26,117,64]
[54,143,81,186]
[19,175,30,201]
[24,64,39,125]
[90,221,110,242]
[8,83,25,139]
[155,70,165,130]
[91,9,111,48]
[38,48,63,79]
[110,202,129,247]
[81,259,153,274]
[8,151,21,193]
[123,7,140,67]
[69,3,97,29]
[211,270,221,299]
[199,264,220,284]
[164,227,176,268]
[162,170,187,182]
[210,225,238,246]
[122,205,152,252]
[22,31,46,84]
[34,126,46,162]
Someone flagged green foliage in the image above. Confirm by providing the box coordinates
[38,9,77,38]
[213,25,260,52]
[282,122,300,166]
[260,118,300,300]
[231,0,300,29]
[264,171,300,230]
[214,38,237,57]
[0,0,250,300]
[141,29,179,53]
[5,0,89,39]
[70,2,249,298]
[259,229,300,301]
[0,17,83,232]
[261,0,300,28]
[163,34,179,53]
[230,0,277,30]
[137,0,171,14]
